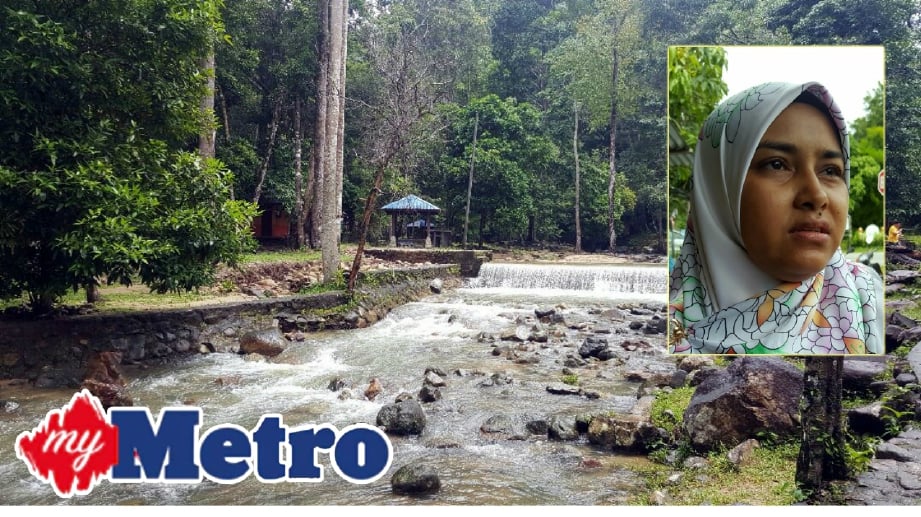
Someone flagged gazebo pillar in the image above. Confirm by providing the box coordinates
[389,213,397,247]
[424,215,432,248]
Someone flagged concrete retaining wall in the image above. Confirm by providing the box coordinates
[364,248,491,277]
[0,265,457,387]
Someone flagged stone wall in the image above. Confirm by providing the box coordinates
[0,265,457,388]
[364,248,491,277]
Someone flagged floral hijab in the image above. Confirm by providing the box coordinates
[669,82,883,355]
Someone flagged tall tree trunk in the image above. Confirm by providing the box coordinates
[348,162,387,291]
[607,47,619,253]
[312,0,331,250]
[305,148,318,248]
[463,111,479,249]
[198,51,216,159]
[252,99,282,206]
[573,101,582,253]
[478,213,485,248]
[292,99,305,248]
[218,85,231,142]
[334,0,348,247]
[320,0,348,282]
[527,215,535,244]
[796,357,848,499]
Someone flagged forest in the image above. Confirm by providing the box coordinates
[1,0,919,309]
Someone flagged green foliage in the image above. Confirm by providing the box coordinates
[0,1,256,312]
[561,374,579,386]
[299,275,346,295]
[668,46,728,146]
[650,385,694,437]
[848,83,885,230]
[631,441,802,505]
[667,46,728,208]
[435,95,560,244]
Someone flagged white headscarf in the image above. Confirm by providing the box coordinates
[670,81,883,355]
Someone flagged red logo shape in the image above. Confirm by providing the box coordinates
[15,389,119,498]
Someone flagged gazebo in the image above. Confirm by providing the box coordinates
[381,194,441,248]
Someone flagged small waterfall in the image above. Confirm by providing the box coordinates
[469,262,667,294]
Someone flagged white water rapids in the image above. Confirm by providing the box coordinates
[0,262,670,506]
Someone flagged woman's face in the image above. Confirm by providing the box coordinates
[739,102,848,283]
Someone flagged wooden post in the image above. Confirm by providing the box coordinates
[425,215,432,248]
[389,213,396,247]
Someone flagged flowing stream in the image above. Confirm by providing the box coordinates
[0,261,670,506]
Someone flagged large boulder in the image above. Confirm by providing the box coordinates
[578,337,610,359]
[83,351,127,387]
[586,396,662,452]
[239,328,288,357]
[547,415,579,441]
[391,463,441,495]
[81,351,132,409]
[682,357,803,451]
[376,398,426,435]
[842,357,888,393]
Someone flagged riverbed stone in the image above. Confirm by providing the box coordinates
[418,385,441,403]
[843,357,889,393]
[526,418,549,435]
[546,383,581,396]
[377,398,426,435]
[563,354,588,368]
[82,378,133,409]
[896,372,918,386]
[478,372,514,387]
[548,415,579,441]
[480,414,516,434]
[500,325,530,342]
[677,355,715,373]
[643,316,667,335]
[727,438,760,468]
[578,337,609,359]
[391,463,441,495]
[875,442,916,462]
[535,307,556,319]
[848,401,891,436]
[238,328,287,357]
[423,371,446,387]
[586,395,660,451]
[683,357,803,451]
[687,365,721,387]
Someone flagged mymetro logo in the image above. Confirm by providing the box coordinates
[15,390,393,498]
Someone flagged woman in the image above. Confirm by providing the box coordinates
[669,81,883,355]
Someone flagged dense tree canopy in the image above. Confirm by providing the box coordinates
[848,83,885,232]
[0,1,256,312]
[3,0,921,309]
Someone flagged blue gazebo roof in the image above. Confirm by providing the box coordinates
[381,194,440,213]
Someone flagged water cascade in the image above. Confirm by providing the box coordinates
[471,263,667,294]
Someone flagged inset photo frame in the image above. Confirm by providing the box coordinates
[667,45,886,355]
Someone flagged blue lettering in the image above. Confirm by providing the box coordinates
[109,407,201,481]
[331,424,393,484]
[106,409,392,485]
[288,425,336,480]
[200,425,252,483]
[251,415,287,481]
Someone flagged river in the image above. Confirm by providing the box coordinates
[0,261,670,506]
